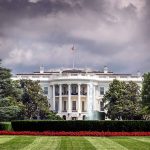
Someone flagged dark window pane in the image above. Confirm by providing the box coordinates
[100,87,104,95]
[44,87,48,94]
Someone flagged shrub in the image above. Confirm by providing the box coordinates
[0,122,12,131]
[11,120,150,132]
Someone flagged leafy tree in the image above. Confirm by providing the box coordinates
[0,59,13,98]
[0,60,24,121]
[0,97,24,121]
[103,80,142,120]
[122,81,142,120]
[142,73,150,107]
[142,72,150,119]
[20,79,62,120]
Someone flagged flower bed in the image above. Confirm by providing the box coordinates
[0,131,150,136]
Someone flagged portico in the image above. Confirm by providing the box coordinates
[51,83,90,120]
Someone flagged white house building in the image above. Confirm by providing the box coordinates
[12,67,142,120]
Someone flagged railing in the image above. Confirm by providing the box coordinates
[12,73,143,81]
[59,110,87,113]
[55,93,87,96]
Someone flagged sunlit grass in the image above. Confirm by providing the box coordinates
[0,136,150,150]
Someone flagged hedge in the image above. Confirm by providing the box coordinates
[0,122,12,131]
[11,120,150,132]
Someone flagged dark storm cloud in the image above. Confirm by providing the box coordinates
[0,0,149,74]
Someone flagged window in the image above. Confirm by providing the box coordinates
[82,101,85,112]
[55,101,59,112]
[64,101,67,111]
[72,85,77,95]
[55,85,59,96]
[100,87,104,95]
[72,101,76,111]
[83,87,85,94]
[100,102,104,111]
[63,86,67,95]
[44,87,48,95]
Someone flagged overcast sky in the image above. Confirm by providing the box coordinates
[0,0,150,74]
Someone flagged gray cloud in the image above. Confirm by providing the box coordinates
[0,0,149,74]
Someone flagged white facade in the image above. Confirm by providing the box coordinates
[12,67,143,120]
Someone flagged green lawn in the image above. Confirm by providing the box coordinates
[0,136,150,150]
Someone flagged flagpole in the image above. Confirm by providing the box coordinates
[73,49,75,69]
[72,45,75,69]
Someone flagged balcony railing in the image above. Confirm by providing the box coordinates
[55,92,87,96]
[71,92,78,95]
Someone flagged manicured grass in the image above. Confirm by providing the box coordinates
[0,136,150,150]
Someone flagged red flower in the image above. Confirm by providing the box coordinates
[0,131,150,136]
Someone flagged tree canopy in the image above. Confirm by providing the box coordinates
[0,59,14,98]
[0,96,24,121]
[20,79,52,120]
[142,73,150,107]
[103,79,142,120]
[0,60,24,121]
[142,72,150,118]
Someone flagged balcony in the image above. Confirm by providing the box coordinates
[55,92,87,96]
[71,92,78,95]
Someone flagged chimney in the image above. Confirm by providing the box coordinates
[104,66,108,73]
[40,66,44,73]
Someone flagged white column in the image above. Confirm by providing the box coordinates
[87,84,90,112]
[49,85,53,109]
[52,85,55,111]
[78,83,81,113]
[59,84,62,113]
[68,84,71,113]
[93,85,96,111]
[87,83,94,120]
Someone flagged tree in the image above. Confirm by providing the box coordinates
[103,80,142,120]
[0,60,24,121]
[0,59,14,98]
[142,73,150,107]
[122,81,142,120]
[20,79,62,120]
[142,72,150,119]
[0,97,24,121]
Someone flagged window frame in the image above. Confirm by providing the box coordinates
[43,86,48,95]
[72,101,76,111]
[100,87,105,95]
